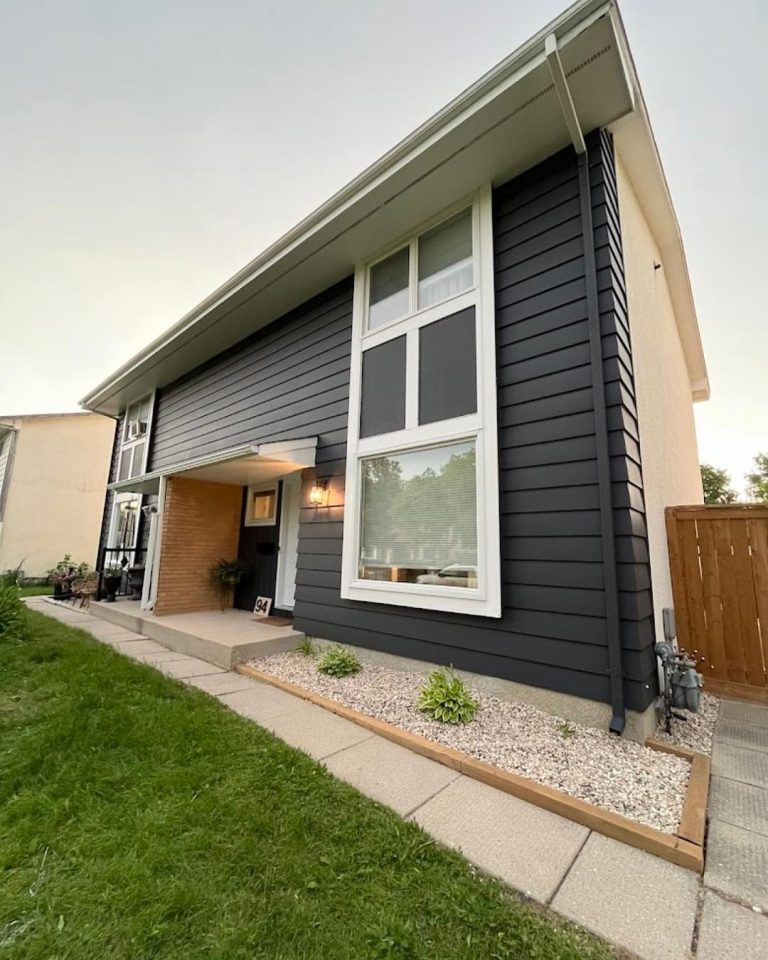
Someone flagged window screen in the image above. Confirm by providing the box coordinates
[359,440,477,588]
[419,308,477,425]
[360,336,406,438]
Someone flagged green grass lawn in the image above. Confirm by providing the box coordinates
[0,611,613,960]
[15,584,52,597]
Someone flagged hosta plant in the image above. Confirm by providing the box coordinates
[418,667,478,724]
[317,645,361,678]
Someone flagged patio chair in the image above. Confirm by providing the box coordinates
[70,573,99,610]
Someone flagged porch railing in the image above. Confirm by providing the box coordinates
[97,546,146,600]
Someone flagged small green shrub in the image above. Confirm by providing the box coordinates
[294,636,316,657]
[0,585,27,644]
[418,667,478,724]
[556,720,576,740]
[317,645,361,678]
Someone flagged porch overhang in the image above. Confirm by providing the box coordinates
[108,437,317,495]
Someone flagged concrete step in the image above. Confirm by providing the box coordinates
[88,601,302,669]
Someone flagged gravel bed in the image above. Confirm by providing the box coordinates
[250,652,690,834]
[653,692,720,755]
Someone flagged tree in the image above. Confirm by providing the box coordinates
[746,452,768,503]
[700,464,738,504]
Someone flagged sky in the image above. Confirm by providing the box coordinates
[1,0,766,494]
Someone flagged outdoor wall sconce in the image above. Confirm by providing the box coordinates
[309,479,328,506]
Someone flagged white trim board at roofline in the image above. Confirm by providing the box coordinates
[80,0,708,417]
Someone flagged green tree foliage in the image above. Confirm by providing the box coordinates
[700,464,738,504]
[746,452,768,503]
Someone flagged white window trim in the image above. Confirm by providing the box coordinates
[341,186,501,618]
[244,482,278,527]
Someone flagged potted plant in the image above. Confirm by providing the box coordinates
[210,558,250,612]
[102,564,124,603]
[127,564,145,600]
[49,554,77,599]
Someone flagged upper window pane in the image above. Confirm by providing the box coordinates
[368,247,409,329]
[418,210,473,309]
[358,440,477,588]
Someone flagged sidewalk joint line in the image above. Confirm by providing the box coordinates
[403,775,461,820]
[546,829,591,907]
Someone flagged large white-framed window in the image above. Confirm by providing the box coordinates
[117,393,154,482]
[341,188,501,617]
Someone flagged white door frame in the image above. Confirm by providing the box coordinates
[275,472,302,611]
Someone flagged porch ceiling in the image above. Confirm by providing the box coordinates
[109,437,317,495]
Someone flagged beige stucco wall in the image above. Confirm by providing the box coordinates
[616,156,704,641]
[0,413,114,578]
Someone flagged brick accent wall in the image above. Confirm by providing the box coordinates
[153,476,242,616]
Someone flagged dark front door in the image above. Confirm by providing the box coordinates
[234,483,282,612]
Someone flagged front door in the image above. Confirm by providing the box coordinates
[234,483,281,612]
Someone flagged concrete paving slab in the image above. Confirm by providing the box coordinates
[705,819,768,911]
[112,639,169,657]
[709,776,768,837]
[83,621,143,638]
[97,630,154,645]
[552,833,698,960]
[719,699,768,729]
[136,651,192,664]
[186,671,262,696]
[697,891,768,960]
[323,735,459,816]
[156,657,225,679]
[715,719,768,752]
[218,685,309,723]
[712,742,768,788]
[263,701,374,760]
[410,775,587,904]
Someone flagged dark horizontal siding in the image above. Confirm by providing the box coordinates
[149,281,354,471]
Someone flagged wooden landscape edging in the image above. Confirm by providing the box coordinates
[236,664,707,873]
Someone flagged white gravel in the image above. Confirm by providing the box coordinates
[654,692,720,756]
[250,652,691,834]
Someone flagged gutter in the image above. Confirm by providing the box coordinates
[546,33,626,734]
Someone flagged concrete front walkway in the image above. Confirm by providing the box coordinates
[706,699,768,914]
[25,597,768,960]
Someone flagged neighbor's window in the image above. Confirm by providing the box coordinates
[359,441,478,588]
[245,484,277,526]
[342,191,501,618]
[118,394,153,480]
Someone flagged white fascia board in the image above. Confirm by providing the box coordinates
[80,0,614,415]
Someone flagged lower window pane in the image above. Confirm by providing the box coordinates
[359,440,478,589]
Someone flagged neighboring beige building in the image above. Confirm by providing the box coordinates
[0,412,115,579]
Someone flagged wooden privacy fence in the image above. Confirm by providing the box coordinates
[666,504,768,703]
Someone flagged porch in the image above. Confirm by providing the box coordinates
[89,599,303,669]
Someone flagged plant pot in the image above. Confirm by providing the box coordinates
[127,565,145,601]
[53,581,63,599]
[103,575,122,603]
